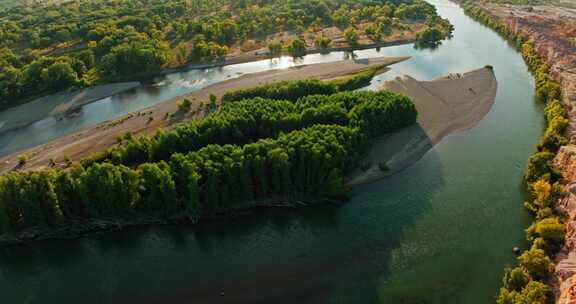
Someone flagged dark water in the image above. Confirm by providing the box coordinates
[0,1,541,303]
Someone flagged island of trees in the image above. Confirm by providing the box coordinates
[0,0,452,110]
[0,78,417,240]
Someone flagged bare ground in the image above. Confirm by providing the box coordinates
[347,67,498,186]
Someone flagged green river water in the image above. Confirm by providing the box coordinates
[0,1,542,303]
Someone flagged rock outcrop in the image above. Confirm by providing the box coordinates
[555,146,576,304]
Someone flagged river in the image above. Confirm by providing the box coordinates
[0,0,540,303]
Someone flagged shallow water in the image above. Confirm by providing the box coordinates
[0,1,541,303]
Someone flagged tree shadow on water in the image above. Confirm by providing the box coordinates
[0,147,446,304]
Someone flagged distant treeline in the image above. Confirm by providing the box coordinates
[0,83,416,237]
[461,2,568,303]
[220,64,384,103]
[0,0,449,110]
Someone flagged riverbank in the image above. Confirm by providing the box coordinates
[0,1,546,302]
[0,82,141,135]
[0,66,496,246]
[457,1,576,302]
[165,39,417,73]
[0,56,408,175]
[347,66,497,185]
[0,40,418,137]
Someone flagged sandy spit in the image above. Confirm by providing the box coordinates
[0,56,409,174]
[347,66,498,185]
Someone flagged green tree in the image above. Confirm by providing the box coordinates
[314,35,331,51]
[268,42,283,57]
[287,38,307,58]
[518,247,551,281]
[344,27,359,46]
[414,27,444,49]
[527,217,565,254]
[502,267,530,291]
[137,162,177,217]
[41,61,79,91]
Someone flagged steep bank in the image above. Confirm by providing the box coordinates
[481,4,576,303]
[0,56,408,175]
[457,1,576,302]
[348,66,497,185]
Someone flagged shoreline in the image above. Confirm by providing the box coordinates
[0,66,497,246]
[0,82,141,135]
[0,38,416,121]
[456,1,576,302]
[0,56,409,174]
[162,39,416,74]
[347,66,497,186]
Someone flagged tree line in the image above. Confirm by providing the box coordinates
[83,68,401,166]
[461,2,568,303]
[0,0,448,110]
[0,88,417,237]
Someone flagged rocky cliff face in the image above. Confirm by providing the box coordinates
[488,4,576,137]
[555,146,576,304]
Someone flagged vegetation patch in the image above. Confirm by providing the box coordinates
[460,1,569,303]
[0,82,417,241]
[0,0,450,110]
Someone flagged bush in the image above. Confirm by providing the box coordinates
[524,152,559,184]
[287,38,306,58]
[526,217,565,254]
[17,154,27,166]
[502,266,530,291]
[518,247,551,281]
[178,99,192,112]
[268,42,282,57]
[414,27,444,49]
[496,281,549,304]
[530,180,552,208]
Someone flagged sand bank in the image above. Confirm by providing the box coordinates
[0,82,140,134]
[348,66,498,185]
[0,56,408,174]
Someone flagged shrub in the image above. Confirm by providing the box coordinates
[17,154,27,166]
[178,99,192,112]
[502,266,530,291]
[518,247,551,281]
[497,281,549,304]
[527,217,565,254]
[524,152,559,184]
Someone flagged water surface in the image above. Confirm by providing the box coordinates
[0,1,540,303]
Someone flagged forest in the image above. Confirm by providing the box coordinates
[0,0,451,110]
[0,82,417,237]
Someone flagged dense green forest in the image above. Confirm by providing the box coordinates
[0,82,417,237]
[461,2,569,303]
[82,67,386,167]
[0,0,451,110]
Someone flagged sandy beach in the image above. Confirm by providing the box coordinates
[348,66,498,185]
[0,56,408,174]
